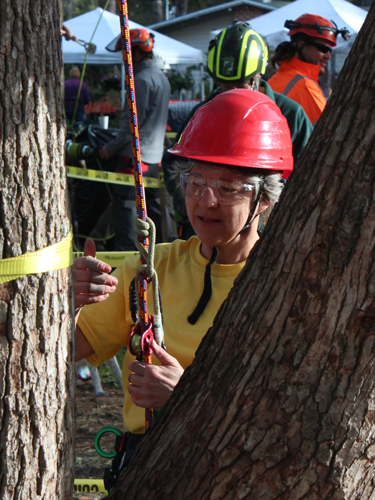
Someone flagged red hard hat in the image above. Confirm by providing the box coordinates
[130,28,154,53]
[169,89,293,178]
[286,14,341,47]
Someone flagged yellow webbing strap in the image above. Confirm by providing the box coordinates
[0,231,73,285]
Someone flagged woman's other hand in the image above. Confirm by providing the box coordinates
[73,238,118,311]
[128,341,184,410]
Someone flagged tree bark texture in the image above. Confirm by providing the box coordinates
[152,0,164,24]
[99,0,117,14]
[175,0,188,17]
[110,4,375,500]
[64,0,74,20]
[0,2,74,500]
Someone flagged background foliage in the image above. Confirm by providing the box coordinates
[62,0,371,28]
[63,0,259,24]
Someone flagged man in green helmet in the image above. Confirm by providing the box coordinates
[185,21,313,159]
[163,22,313,238]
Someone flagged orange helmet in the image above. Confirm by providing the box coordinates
[285,14,350,47]
[129,28,154,53]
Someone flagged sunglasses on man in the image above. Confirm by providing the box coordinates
[307,41,332,54]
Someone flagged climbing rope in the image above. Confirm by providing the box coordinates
[70,0,110,127]
[117,0,149,331]
[117,0,163,430]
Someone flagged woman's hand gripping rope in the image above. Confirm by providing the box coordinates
[128,340,184,410]
[128,218,184,410]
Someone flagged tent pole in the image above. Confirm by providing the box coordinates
[165,0,169,20]
[200,63,204,100]
[121,63,125,108]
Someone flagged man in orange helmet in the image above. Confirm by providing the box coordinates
[268,14,350,124]
[99,29,173,250]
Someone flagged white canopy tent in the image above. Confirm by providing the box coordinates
[62,7,204,66]
[63,8,205,105]
[210,0,367,54]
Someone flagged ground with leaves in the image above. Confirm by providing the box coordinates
[73,355,125,500]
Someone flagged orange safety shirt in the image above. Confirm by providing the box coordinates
[268,57,326,125]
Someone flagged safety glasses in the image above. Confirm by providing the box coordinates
[307,41,332,54]
[181,173,254,205]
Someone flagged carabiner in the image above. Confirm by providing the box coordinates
[128,317,154,357]
[94,426,123,458]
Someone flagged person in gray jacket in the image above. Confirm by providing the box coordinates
[99,28,174,250]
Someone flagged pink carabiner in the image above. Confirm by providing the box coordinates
[128,317,154,357]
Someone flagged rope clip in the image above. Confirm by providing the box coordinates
[128,316,155,357]
[75,39,97,54]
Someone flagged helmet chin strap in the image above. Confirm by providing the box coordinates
[188,180,266,325]
[188,245,218,325]
[238,180,265,235]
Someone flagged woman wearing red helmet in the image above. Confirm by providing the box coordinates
[74,91,293,475]
[268,14,350,124]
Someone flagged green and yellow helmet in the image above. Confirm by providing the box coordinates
[207,22,268,83]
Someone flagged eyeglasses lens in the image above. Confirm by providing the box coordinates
[182,174,253,205]
[310,41,332,54]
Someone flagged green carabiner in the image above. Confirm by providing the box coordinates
[94,426,123,458]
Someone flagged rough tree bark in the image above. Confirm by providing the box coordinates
[64,0,75,20]
[110,3,375,500]
[0,2,74,500]
[152,0,164,24]
[175,0,188,17]
[99,0,117,13]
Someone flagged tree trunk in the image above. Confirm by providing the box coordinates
[0,2,74,500]
[64,0,75,20]
[99,0,117,13]
[151,0,164,24]
[110,3,375,500]
[175,0,188,17]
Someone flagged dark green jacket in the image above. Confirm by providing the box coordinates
[260,80,313,159]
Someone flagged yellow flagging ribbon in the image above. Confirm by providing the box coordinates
[74,478,107,493]
[0,231,73,285]
[73,251,137,268]
[66,165,164,188]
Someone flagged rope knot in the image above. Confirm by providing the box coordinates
[134,216,156,280]
[133,216,164,345]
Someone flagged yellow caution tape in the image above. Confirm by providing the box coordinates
[66,166,164,188]
[73,478,107,493]
[74,251,138,268]
[0,231,73,285]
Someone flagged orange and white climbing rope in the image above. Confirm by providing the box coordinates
[117,0,153,429]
